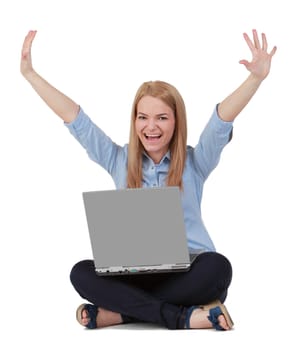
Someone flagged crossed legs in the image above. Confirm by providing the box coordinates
[70,252,233,330]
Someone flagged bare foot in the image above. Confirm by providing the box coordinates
[188,308,231,330]
[79,306,123,328]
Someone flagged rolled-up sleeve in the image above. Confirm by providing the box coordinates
[193,105,233,180]
[64,107,124,176]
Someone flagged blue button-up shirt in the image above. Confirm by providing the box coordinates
[65,106,233,252]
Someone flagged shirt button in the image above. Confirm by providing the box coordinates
[151,166,154,170]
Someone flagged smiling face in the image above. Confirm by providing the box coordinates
[135,95,175,164]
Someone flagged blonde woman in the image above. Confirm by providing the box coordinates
[21,29,276,330]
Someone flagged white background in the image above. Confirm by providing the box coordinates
[1,0,301,348]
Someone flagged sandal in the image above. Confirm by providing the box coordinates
[76,303,99,329]
[185,300,234,330]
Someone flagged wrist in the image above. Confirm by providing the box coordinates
[247,73,263,86]
[23,69,38,83]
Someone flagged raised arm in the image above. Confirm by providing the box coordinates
[218,29,277,122]
[20,30,79,123]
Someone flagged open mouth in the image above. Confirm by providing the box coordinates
[144,133,162,140]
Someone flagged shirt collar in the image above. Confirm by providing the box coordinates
[143,151,171,166]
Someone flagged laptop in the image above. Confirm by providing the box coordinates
[82,186,199,276]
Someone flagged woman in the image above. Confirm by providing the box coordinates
[20,29,276,330]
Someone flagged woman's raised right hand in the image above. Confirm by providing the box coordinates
[20,30,37,78]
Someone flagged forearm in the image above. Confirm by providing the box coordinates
[24,70,79,123]
[217,74,263,122]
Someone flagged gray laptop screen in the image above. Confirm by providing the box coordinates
[82,187,190,269]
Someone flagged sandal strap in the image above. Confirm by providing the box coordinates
[207,306,225,331]
[82,304,99,329]
[184,305,198,329]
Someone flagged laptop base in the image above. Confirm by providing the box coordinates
[94,253,200,276]
[95,264,191,276]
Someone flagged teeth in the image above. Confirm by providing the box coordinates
[145,134,160,138]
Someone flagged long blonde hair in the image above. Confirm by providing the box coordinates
[127,81,187,188]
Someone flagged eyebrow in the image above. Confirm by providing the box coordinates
[137,112,169,117]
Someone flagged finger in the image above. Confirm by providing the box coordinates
[269,45,277,57]
[21,33,32,57]
[252,29,260,49]
[239,59,250,69]
[243,32,255,53]
[25,30,37,48]
[22,30,37,58]
[261,32,268,51]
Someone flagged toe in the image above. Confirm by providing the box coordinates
[218,314,230,330]
[80,309,90,326]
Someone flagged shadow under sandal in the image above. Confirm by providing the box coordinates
[76,303,99,329]
[185,300,234,330]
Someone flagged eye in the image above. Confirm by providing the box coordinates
[137,115,146,120]
[158,116,168,121]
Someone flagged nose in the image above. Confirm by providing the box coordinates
[147,118,156,130]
